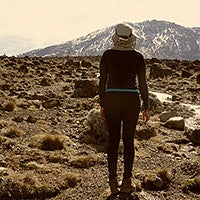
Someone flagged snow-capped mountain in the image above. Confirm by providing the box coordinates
[20,20,200,60]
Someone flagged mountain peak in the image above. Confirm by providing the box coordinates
[20,20,200,60]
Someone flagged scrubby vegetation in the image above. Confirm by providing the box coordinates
[0,55,199,199]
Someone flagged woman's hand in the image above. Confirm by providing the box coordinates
[143,109,150,124]
[100,106,105,119]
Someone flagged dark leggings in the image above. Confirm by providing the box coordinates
[104,92,140,181]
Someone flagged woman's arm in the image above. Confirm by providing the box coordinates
[98,53,108,108]
[137,55,150,123]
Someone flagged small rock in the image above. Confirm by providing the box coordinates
[164,117,185,131]
[197,74,200,84]
[12,116,24,123]
[181,70,192,78]
[42,99,61,109]
[149,63,173,79]
[185,128,200,145]
[81,59,92,68]
[135,125,157,140]
[148,93,164,114]
[40,77,53,86]
[72,79,98,98]
[159,111,178,122]
[27,116,37,123]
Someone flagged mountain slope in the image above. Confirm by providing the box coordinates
[20,20,200,60]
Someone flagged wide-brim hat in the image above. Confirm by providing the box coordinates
[112,23,137,49]
[115,23,133,41]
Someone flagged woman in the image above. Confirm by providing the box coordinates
[99,23,150,195]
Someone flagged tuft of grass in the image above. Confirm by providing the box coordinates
[133,179,142,192]
[4,126,25,138]
[61,172,83,188]
[0,135,7,144]
[41,136,64,151]
[49,153,64,163]
[182,175,200,194]
[134,139,141,151]
[136,149,150,158]
[25,161,41,170]
[2,138,16,150]
[142,168,172,190]
[69,154,97,168]
[0,119,16,129]
[157,168,172,186]
[3,100,17,112]
[0,171,59,199]
[29,133,72,151]
[157,143,178,154]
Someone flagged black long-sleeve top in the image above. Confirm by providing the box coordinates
[99,49,149,109]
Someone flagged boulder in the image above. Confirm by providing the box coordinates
[80,108,108,152]
[148,57,161,64]
[148,93,164,114]
[42,99,61,109]
[149,63,173,79]
[81,59,92,68]
[181,70,192,78]
[72,79,98,98]
[164,117,185,131]
[165,60,179,70]
[135,125,157,140]
[185,128,200,145]
[18,65,29,73]
[197,74,200,84]
[40,77,53,86]
[159,111,178,122]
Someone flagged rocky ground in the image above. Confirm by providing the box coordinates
[0,55,200,200]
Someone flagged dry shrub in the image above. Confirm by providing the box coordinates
[4,126,25,138]
[3,100,17,111]
[81,133,96,144]
[29,133,72,151]
[0,135,7,144]
[0,171,59,199]
[136,149,149,158]
[41,136,64,151]
[61,172,83,188]
[182,175,200,194]
[0,119,16,129]
[80,108,108,152]
[85,109,107,135]
[2,138,16,150]
[157,143,178,154]
[49,153,64,163]
[134,139,141,151]
[133,179,142,192]
[69,154,97,168]
[25,161,41,170]
[142,168,172,190]
[157,168,172,186]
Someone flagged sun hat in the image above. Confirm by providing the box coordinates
[115,24,132,40]
[112,23,137,50]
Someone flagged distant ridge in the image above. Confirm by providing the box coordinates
[20,20,200,60]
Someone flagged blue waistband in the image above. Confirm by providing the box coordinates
[105,88,140,93]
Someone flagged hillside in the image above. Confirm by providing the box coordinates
[20,20,200,60]
[0,55,200,199]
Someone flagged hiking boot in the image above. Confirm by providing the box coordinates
[109,178,120,195]
[120,177,136,194]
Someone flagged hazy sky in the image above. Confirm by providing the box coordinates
[0,0,200,55]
